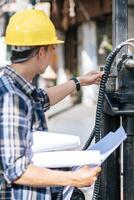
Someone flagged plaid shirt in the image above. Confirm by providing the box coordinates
[0,66,51,200]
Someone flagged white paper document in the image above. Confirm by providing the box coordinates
[32,131,80,153]
[32,127,127,168]
[32,150,101,168]
[89,126,127,163]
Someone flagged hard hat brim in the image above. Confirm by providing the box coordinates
[4,37,64,46]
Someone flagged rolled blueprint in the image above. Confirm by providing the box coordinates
[32,131,80,153]
[32,150,101,168]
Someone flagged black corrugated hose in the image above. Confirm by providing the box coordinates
[56,41,131,200]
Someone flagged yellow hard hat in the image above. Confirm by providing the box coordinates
[5,9,64,46]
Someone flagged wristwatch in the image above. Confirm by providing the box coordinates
[70,77,81,92]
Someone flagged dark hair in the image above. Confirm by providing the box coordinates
[10,46,49,63]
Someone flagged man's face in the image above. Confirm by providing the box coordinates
[38,45,56,74]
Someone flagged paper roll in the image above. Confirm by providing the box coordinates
[32,150,101,168]
[32,131,80,153]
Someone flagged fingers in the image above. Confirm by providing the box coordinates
[81,165,101,179]
[90,71,104,77]
[89,71,104,85]
[78,70,104,86]
[82,165,101,173]
[88,167,101,186]
[96,166,101,173]
[74,166,101,188]
[84,166,101,186]
[94,77,102,85]
[89,166,101,176]
[95,72,104,84]
[86,166,101,181]
[85,177,97,187]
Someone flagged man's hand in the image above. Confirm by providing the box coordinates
[72,166,101,188]
[77,71,104,86]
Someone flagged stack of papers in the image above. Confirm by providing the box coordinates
[32,131,80,152]
[32,127,126,168]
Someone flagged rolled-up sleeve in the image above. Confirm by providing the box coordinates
[0,93,31,184]
[42,90,50,112]
[32,88,50,112]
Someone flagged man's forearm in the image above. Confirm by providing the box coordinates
[13,164,101,188]
[13,164,74,187]
[46,80,77,106]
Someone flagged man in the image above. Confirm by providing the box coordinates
[0,9,102,200]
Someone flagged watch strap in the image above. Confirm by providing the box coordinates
[70,77,81,92]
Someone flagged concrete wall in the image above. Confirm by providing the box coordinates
[56,31,67,85]
[78,21,99,105]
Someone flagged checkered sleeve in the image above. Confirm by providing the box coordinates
[35,89,50,112]
[0,93,31,184]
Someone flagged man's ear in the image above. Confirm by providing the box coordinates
[37,47,45,59]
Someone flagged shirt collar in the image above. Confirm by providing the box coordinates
[4,65,35,96]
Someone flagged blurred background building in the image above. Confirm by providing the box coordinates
[0,0,134,105]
